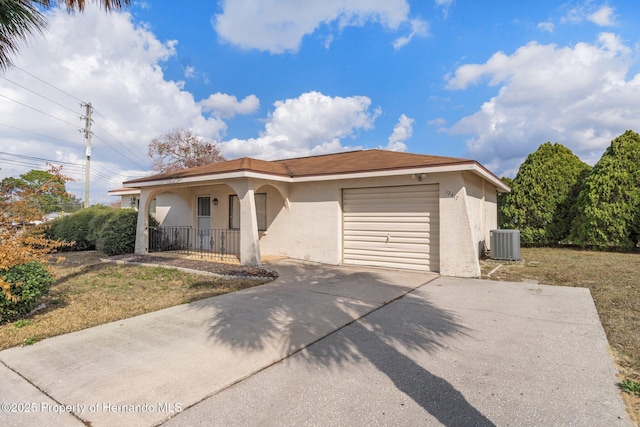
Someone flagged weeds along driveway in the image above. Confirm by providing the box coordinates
[0,260,434,427]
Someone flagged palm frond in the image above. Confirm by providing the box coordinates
[0,0,47,71]
[0,0,131,72]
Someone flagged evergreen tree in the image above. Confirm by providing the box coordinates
[501,142,591,246]
[569,130,640,250]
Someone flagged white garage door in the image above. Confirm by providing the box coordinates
[343,185,439,272]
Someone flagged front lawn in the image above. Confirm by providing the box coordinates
[0,251,271,350]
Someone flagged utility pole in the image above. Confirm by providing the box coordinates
[82,102,92,208]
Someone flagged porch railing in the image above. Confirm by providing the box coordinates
[149,226,240,261]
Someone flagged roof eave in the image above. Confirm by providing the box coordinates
[124,170,293,188]
[124,162,510,191]
[108,188,141,196]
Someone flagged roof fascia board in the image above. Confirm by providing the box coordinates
[125,163,510,192]
[108,189,141,196]
[290,163,510,191]
[125,171,292,188]
[468,164,511,192]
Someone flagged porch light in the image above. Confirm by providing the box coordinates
[212,198,219,206]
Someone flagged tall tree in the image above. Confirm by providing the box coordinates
[569,130,640,250]
[0,0,130,71]
[500,142,591,246]
[148,128,226,174]
[0,168,71,219]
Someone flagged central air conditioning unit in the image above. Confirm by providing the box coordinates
[490,229,520,261]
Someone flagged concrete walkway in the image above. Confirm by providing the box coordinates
[0,260,633,426]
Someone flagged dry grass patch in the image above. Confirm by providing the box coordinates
[0,251,271,350]
[481,247,640,424]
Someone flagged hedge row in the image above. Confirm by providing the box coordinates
[46,207,158,255]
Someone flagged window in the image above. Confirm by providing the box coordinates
[197,196,210,217]
[229,193,267,231]
[150,198,157,217]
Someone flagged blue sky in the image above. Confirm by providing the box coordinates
[1,0,639,204]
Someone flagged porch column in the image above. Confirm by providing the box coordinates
[235,180,261,265]
[134,189,152,255]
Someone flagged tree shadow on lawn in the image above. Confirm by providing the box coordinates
[49,260,114,286]
[192,262,495,426]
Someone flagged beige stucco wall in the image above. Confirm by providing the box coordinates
[119,195,138,209]
[436,172,500,277]
[258,174,442,266]
[134,171,501,277]
[257,172,498,277]
[154,192,191,227]
[257,180,343,264]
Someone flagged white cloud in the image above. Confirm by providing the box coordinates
[199,93,260,119]
[445,33,639,175]
[537,21,555,32]
[435,0,454,18]
[588,6,615,26]
[427,118,446,126]
[562,2,616,27]
[385,114,413,151]
[213,0,425,53]
[393,19,429,50]
[219,91,379,160]
[0,6,228,204]
[183,65,196,78]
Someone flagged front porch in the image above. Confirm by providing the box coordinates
[133,178,289,266]
[149,226,241,262]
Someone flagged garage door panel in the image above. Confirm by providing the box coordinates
[343,184,439,272]
[344,249,433,262]
[343,231,434,242]
[344,230,436,241]
[345,198,438,209]
[344,255,435,272]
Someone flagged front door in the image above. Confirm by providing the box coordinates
[196,196,211,250]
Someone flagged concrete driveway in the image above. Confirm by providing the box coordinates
[0,259,632,426]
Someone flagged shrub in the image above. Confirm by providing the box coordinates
[97,209,158,256]
[46,206,111,250]
[0,261,55,324]
[569,130,640,249]
[87,209,117,249]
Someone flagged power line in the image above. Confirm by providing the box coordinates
[1,67,151,186]
[92,108,149,160]
[0,152,114,184]
[4,67,152,169]
[91,132,148,170]
[13,65,85,104]
[0,75,80,115]
[0,122,83,146]
[0,151,79,166]
[0,93,83,131]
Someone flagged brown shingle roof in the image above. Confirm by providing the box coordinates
[124,149,478,185]
[277,150,473,177]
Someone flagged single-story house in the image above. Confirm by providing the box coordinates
[122,150,510,277]
[108,187,142,209]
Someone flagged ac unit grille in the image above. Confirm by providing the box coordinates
[490,229,520,261]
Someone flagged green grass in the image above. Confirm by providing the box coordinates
[621,379,640,396]
[0,251,271,351]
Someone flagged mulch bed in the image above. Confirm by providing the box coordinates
[106,254,279,279]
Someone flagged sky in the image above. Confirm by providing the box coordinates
[1,0,639,205]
